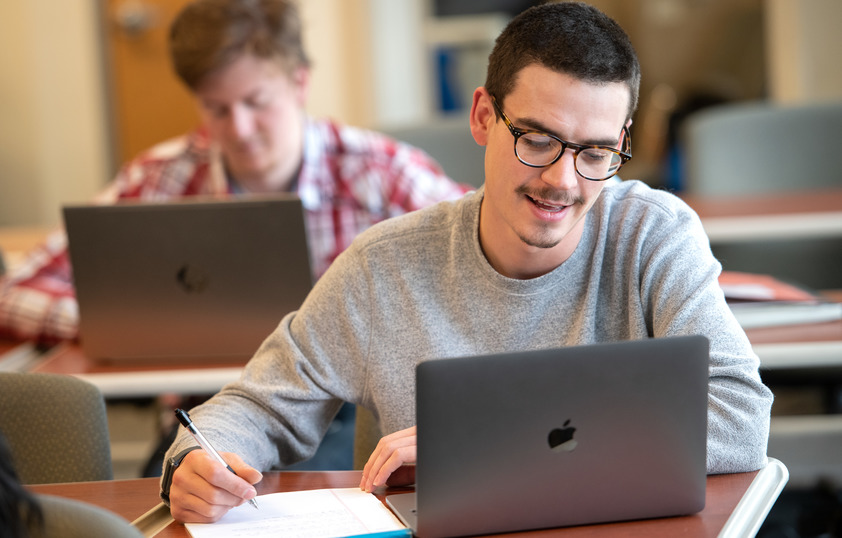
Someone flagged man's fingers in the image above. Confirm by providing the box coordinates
[170,488,237,523]
[360,426,417,492]
[224,452,264,486]
[369,445,416,489]
[360,429,412,489]
[169,450,260,523]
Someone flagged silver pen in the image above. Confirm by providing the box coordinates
[175,408,259,510]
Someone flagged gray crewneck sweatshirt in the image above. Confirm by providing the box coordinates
[167,180,772,475]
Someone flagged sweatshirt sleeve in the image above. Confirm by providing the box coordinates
[163,241,374,471]
[635,192,773,474]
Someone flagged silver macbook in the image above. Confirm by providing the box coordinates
[63,195,312,361]
[387,335,710,537]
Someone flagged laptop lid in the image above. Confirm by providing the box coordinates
[388,335,709,538]
[63,195,312,361]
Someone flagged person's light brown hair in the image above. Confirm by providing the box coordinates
[169,0,310,90]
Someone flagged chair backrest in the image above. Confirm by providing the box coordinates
[382,116,486,189]
[353,406,382,470]
[0,372,113,484]
[32,494,144,538]
[681,99,842,290]
[682,100,842,195]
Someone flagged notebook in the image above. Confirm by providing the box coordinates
[387,335,710,538]
[63,195,313,361]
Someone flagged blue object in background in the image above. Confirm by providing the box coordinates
[436,46,462,113]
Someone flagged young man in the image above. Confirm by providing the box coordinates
[0,0,468,344]
[163,2,773,523]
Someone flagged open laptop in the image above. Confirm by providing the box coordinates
[63,195,313,361]
[387,335,710,538]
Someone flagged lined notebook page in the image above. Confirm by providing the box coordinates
[184,487,409,538]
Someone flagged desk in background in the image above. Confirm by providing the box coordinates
[0,225,52,276]
[28,466,787,538]
[682,188,842,244]
[0,338,28,357]
[25,305,842,400]
[0,338,43,372]
[29,344,246,398]
[684,188,842,292]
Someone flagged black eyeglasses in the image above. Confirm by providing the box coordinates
[491,96,632,181]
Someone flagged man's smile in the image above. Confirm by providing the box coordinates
[517,185,583,215]
[527,195,567,213]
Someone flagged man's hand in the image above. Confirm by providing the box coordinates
[169,450,263,523]
[359,426,417,493]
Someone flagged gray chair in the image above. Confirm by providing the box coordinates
[31,494,144,538]
[682,99,842,196]
[382,116,486,189]
[681,99,842,290]
[0,372,113,484]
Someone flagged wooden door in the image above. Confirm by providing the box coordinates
[104,0,200,166]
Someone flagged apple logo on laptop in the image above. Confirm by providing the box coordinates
[548,419,578,452]
[176,264,210,294]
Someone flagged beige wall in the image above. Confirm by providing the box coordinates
[765,0,842,104]
[301,0,375,128]
[0,0,109,228]
[302,0,432,129]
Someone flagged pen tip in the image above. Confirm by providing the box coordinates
[250,499,259,510]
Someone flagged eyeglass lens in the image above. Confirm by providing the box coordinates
[515,133,623,180]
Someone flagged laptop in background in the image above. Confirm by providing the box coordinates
[63,195,312,361]
[387,335,709,538]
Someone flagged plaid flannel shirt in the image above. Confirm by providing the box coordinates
[0,118,471,343]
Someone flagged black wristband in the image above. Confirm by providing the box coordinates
[160,446,200,506]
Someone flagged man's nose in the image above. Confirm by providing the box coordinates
[540,149,579,190]
[228,106,254,139]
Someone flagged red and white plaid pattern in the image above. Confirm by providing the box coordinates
[0,118,471,343]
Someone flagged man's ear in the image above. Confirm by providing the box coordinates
[469,87,495,146]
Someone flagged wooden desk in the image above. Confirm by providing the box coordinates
[29,344,247,398]
[682,188,842,243]
[29,307,842,398]
[27,466,787,538]
[0,338,42,372]
[685,190,842,370]
[0,225,52,275]
[0,226,52,251]
[746,317,842,371]
[0,338,24,356]
[741,290,842,373]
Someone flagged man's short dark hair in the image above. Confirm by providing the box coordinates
[170,0,310,90]
[485,1,641,121]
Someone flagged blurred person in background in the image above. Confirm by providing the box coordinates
[0,0,469,345]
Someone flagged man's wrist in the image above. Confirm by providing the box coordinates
[160,446,200,506]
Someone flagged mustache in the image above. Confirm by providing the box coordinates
[515,185,584,206]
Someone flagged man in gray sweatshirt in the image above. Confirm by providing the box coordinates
[162,2,773,523]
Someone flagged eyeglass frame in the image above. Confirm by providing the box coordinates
[490,95,632,181]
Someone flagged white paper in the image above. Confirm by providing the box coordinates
[184,488,408,538]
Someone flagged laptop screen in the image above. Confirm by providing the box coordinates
[64,195,312,361]
[388,335,709,537]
